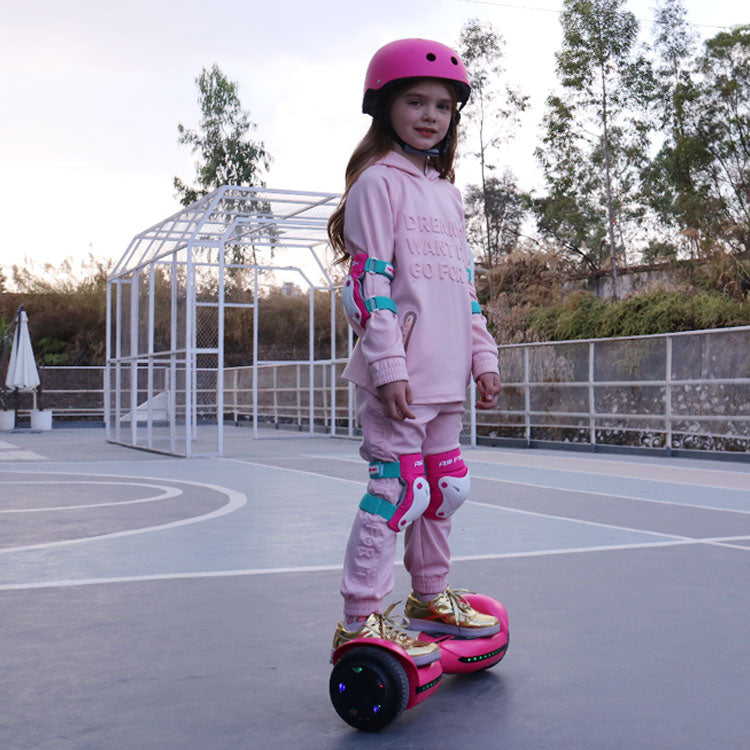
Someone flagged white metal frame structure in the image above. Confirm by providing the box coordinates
[106,185,342,457]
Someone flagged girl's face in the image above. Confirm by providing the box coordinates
[389,79,454,159]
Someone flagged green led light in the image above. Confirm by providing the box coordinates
[415,674,444,694]
[352,666,363,673]
[459,647,505,664]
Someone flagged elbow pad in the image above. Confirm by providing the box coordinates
[342,252,397,336]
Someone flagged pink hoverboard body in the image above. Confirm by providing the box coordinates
[419,594,509,674]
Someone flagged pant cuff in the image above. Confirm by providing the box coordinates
[343,597,383,617]
[411,575,447,595]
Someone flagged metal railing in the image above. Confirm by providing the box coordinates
[4,366,106,420]
[484,326,750,454]
[223,361,354,435]
[17,324,750,457]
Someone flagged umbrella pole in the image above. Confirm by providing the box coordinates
[14,306,22,425]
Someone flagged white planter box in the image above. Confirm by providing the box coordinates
[30,409,53,431]
[0,410,14,431]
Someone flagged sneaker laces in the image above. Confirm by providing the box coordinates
[372,602,417,645]
[441,586,476,625]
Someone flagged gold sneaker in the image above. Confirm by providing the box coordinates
[333,603,441,666]
[404,587,500,638]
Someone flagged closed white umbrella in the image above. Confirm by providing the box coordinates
[5,308,40,391]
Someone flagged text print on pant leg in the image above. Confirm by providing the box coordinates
[353,516,387,586]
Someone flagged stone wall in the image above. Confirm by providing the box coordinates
[562,260,695,298]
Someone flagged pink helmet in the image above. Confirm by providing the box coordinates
[362,38,471,116]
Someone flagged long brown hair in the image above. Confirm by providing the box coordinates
[327,79,460,265]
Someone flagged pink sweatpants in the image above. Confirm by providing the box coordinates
[340,388,465,617]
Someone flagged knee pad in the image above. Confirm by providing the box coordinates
[424,449,470,520]
[359,453,430,532]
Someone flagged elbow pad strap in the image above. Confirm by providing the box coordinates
[365,296,397,315]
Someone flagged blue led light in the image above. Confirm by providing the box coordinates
[338,683,347,693]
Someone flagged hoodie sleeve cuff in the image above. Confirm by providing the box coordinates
[370,356,409,388]
[472,352,500,381]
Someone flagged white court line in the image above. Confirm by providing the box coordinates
[302,452,750,495]
[0,438,47,461]
[0,450,47,461]
[242,454,750,516]
[234,456,749,552]
[0,470,246,554]
[466,499,688,540]
[0,481,181,512]
[225,457,744,551]
[302,449,750,481]
[470,473,750,516]
[468,498,750,554]
[467,452,750,490]
[1,461,744,591]
[467,446,750,474]
[220,457,367,486]
[2,535,749,592]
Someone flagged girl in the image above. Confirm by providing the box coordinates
[328,38,502,665]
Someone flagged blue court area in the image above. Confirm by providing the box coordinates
[1,428,749,748]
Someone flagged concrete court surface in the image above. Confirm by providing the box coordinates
[1,426,749,750]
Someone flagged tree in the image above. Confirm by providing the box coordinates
[532,95,612,272]
[652,0,697,131]
[644,24,750,257]
[689,26,750,252]
[458,18,528,294]
[639,0,706,259]
[465,171,524,269]
[174,64,272,206]
[532,0,656,296]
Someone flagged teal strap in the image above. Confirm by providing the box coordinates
[368,460,401,479]
[359,493,396,521]
[365,296,398,314]
[364,258,395,280]
[471,300,482,314]
[467,266,474,283]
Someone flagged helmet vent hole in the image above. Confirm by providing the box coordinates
[450,56,458,65]
[426,53,437,61]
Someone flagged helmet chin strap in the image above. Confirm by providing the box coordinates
[400,140,441,157]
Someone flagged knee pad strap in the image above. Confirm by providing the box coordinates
[424,449,470,520]
[359,493,397,523]
[361,453,430,532]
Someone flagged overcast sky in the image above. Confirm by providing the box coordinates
[0,0,742,279]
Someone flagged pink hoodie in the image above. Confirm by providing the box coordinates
[342,150,499,404]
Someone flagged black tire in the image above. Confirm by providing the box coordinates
[329,646,410,731]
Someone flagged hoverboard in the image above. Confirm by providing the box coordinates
[329,594,509,731]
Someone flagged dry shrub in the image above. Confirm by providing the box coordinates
[481,245,573,343]
[225,285,348,365]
